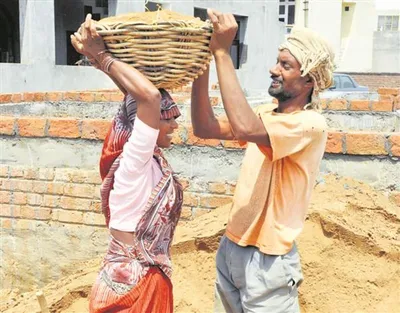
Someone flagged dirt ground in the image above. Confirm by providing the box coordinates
[1,175,399,313]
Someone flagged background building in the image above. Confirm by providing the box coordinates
[0,0,284,94]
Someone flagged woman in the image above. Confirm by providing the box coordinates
[71,14,183,312]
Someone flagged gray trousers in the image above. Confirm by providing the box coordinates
[215,235,303,313]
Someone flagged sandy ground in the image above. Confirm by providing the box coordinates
[1,175,399,313]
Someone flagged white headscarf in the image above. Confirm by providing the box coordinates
[279,26,335,109]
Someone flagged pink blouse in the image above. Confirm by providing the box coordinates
[108,117,162,232]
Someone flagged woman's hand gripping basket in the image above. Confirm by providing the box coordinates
[95,10,213,89]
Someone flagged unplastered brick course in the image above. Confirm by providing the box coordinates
[1,88,399,112]
[1,116,398,156]
[0,166,240,227]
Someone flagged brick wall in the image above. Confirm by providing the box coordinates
[1,86,399,291]
[1,87,399,229]
[338,72,400,92]
[0,164,238,229]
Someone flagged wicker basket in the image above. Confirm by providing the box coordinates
[95,10,213,89]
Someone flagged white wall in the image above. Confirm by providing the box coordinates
[338,1,377,71]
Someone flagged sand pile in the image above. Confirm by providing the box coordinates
[1,175,399,313]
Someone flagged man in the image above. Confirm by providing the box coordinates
[191,8,335,313]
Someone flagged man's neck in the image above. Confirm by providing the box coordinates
[276,97,309,113]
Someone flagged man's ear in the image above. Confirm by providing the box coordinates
[304,74,314,88]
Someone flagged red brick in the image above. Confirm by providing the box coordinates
[17,118,47,137]
[78,92,94,102]
[0,117,15,135]
[54,169,100,184]
[13,192,27,205]
[0,179,11,190]
[94,92,111,102]
[35,207,52,220]
[11,93,23,103]
[33,92,45,101]
[90,201,101,212]
[46,182,65,195]
[223,140,246,149]
[0,191,11,204]
[12,180,33,192]
[110,93,124,102]
[0,204,12,217]
[10,167,24,178]
[208,182,227,194]
[377,87,399,96]
[64,91,80,101]
[48,118,80,138]
[53,209,83,224]
[0,94,12,103]
[83,212,105,226]
[20,206,35,219]
[27,193,43,206]
[43,195,60,208]
[187,127,220,147]
[199,194,232,208]
[93,185,101,200]
[37,168,55,181]
[63,183,95,198]
[81,119,111,140]
[326,132,344,154]
[31,181,49,194]
[328,99,347,110]
[59,196,91,210]
[0,166,9,178]
[346,132,387,155]
[1,218,13,229]
[22,92,35,102]
[183,192,199,207]
[379,95,394,102]
[371,100,393,112]
[23,168,37,180]
[350,100,370,111]
[389,134,400,157]
[45,92,63,102]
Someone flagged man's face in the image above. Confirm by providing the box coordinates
[268,49,312,102]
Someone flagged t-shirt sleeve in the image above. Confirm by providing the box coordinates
[117,117,160,176]
[258,111,326,162]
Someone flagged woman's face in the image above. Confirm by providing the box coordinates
[156,117,179,148]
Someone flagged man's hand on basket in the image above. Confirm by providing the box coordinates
[80,14,107,58]
[207,9,238,57]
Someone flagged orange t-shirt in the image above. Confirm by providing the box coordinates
[225,104,328,255]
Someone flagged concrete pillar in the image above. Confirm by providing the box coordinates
[19,0,56,65]
[108,0,144,15]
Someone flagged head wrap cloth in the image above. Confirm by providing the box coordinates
[279,26,335,107]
